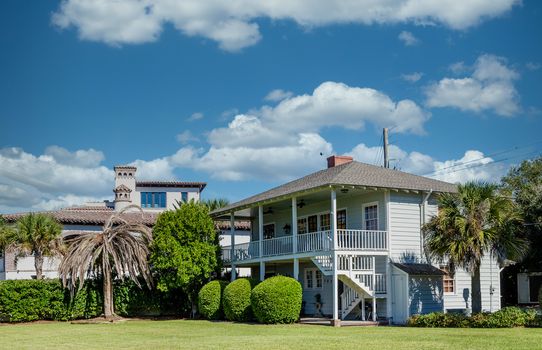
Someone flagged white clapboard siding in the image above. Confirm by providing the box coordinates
[389,193,422,261]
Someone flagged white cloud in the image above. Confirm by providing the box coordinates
[130,157,175,180]
[347,143,505,183]
[401,72,423,83]
[398,31,420,46]
[526,62,541,71]
[187,112,204,121]
[264,89,294,102]
[449,61,469,74]
[176,130,199,144]
[425,54,521,116]
[52,0,520,51]
[0,146,113,212]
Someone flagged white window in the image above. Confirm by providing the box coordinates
[304,268,323,290]
[363,203,378,230]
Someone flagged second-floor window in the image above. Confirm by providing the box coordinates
[364,204,378,230]
[141,192,166,208]
[336,209,347,229]
[181,192,188,202]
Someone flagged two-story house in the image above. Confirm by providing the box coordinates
[211,156,502,324]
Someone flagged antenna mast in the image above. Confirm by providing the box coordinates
[383,128,389,168]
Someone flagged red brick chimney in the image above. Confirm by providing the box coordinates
[327,155,353,168]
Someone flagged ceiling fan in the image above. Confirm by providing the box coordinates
[263,207,274,214]
[297,199,306,208]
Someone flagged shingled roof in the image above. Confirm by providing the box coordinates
[212,160,456,216]
[393,263,446,276]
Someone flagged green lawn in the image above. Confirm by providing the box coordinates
[1,320,541,350]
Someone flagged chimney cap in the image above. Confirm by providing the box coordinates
[327,155,354,168]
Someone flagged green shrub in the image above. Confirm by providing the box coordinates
[407,307,541,328]
[251,276,302,324]
[407,312,468,328]
[198,280,228,320]
[223,278,258,322]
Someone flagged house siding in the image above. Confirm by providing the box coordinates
[408,275,444,315]
[389,193,422,261]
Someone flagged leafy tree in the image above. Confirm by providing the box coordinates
[150,201,220,315]
[423,182,528,313]
[501,157,542,270]
[59,206,153,319]
[0,213,63,279]
[174,198,230,212]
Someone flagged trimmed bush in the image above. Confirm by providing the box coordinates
[408,307,540,328]
[223,278,258,322]
[198,280,228,320]
[251,276,302,324]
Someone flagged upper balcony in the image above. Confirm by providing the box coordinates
[222,228,388,263]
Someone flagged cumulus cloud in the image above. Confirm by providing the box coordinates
[264,89,294,102]
[186,112,204,121]
[176,130,199,144]
[347,143,505,183]
[401,72,423,83]
[398,31,420,46]
[52,0,520,51]
[0,146,113,212]
[526,62,541,71]
[425,54,521,116]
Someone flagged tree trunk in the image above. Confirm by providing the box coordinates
[103,266,114,319]
[34,251,43,280]
[471,264,482,313]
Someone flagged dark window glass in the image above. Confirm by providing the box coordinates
[182,192,188,202]
[308,215,318,233]
[141,192,166,208]
[337,209,347,229]
[263,224,275,239]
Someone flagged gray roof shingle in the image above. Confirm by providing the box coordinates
[212,161,456,216]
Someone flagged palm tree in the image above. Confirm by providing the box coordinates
[423,181,527,313]
[202,198,230,211]
[0,213,64,279]
[59,206,153,319]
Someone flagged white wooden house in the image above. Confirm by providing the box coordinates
[211,156,502,324]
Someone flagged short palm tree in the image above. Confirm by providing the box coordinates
[59,206,153,319]
[423,181,527,313]
[0,213,64,279]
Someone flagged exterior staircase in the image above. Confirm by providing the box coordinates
[310,255,333,276]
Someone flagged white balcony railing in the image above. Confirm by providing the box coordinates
[222,229,388,263]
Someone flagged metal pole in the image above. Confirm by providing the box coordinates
[383,128,389,169]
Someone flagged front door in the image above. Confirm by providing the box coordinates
[392,274,408,324]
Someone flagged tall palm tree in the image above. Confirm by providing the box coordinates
[423,182,527,313]
[59,206,153,319]
[0,213,64,279]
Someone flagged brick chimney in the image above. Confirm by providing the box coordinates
[327,155,353,168]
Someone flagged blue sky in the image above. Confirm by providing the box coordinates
[0,0,541,213]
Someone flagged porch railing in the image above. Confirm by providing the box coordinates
[222,229,388,262]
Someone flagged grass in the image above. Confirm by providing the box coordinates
[1,319,541,350]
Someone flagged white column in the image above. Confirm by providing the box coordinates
[260,261,265,281]
[259,205,265,281]
[292,197,298,281]
[361,297,366,321]
[293,258,299,281]
[372,297,377,322]
[258,205,263,258]
[385,190,392,320]
[331,189,338,321]
[230,212,236,281]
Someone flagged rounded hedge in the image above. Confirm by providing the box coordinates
[223,278,258,322]
[198,280,228,320]
[251,276,302,324]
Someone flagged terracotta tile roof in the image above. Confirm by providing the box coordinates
[2,207,158,226]
[211,161,457,216]
[136,181,206,190]
[215,220,251,231]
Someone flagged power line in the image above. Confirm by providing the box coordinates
[423,139,542,177]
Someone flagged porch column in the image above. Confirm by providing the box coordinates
[361,297,366,321]
[292,197,299,280]
[258,205,263,258]
[331,189,339,323]
[385,190,392,320]
[259,205,265,281]
[372,297,377,322]
[230,212,236,281]
[259,261,265,281]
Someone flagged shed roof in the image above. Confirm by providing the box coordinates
[393,263,446,276]
[212,160,456,216]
